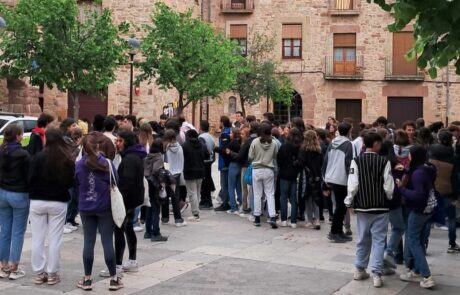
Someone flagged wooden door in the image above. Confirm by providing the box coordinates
[388,97,423,128]
[333,34,356,76]
[336,99,361,138]
[393,32,417,75]
[67,91,108,121]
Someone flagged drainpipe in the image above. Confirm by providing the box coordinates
[208,0,211,22]
[446,65,450,126]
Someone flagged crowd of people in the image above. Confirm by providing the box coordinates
[0,109,459,291]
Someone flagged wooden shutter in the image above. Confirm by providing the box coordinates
[392,32,416,75]
[334,33,356,47]
[282,24,302,39]
[335,0,353,10]
[230,24,247,38]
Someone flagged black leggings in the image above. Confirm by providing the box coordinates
[80,211,116,276]
[114,209,137,265]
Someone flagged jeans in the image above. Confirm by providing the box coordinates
[171,174,183,221]
[252,168,276,218]
[228,162,242,212]
[200,162,215,206]
[386,207,405,257]
[80,211,116,276]
[443,197,457,247]
[220,168,229,205]
[146,201,161,236]
[30,200,67,275]
[185,179,203,216]
[404,212,432,277]
[305,195,319,224]
[355,212,389,275]
[66,185,79,223]
[0,189,29,264]
[132,206,141,224]
[330,184,347,234]
[280,179,297,223]
[115,209,137,265]
[241,167,249,210]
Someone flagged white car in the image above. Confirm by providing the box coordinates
[0,112,38,146]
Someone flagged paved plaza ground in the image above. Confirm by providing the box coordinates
[1,167,460,294]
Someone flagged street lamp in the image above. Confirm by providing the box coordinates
[127,37,140,115]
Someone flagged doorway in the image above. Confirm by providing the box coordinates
[387,97,423,128]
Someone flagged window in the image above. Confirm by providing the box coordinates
[24,120,37,133]
[274,92,302,124]
[282,24,302,59]
[228,96,237,113]
[335,0,353,10]
[231,0,246,9]
[333,33,356,75]
[392,32,417,76]
[230,24,248,56]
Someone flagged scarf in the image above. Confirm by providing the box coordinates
[32,127,46,145]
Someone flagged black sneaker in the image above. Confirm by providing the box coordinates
[345,229,353,236]
[109,277,124,291]
[161,218,169,225]
[270,217,278,229]
[243,208,251,214]
[328,233,346,243]
[214,203,231,212]
[144,232,152,239]
[77,278,92,291]
[339,233,353,242]
[447,244,460,253]
[199,203,214,210]
[254,216,261,227]
[70,221,79,227]
[151,235,168,242]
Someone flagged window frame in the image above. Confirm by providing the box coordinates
[231,38,248,57]
[282,38,302,59]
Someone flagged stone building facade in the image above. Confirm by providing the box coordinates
[1,0,460,130]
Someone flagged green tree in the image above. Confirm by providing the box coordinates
[232,31,294,115]
[137,3,243,113]
[369,0,460,78]
[0,0,128,119]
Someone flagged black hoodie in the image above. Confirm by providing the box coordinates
[277,142,301,181]
[0,143,30,192]
[182,136,210,180]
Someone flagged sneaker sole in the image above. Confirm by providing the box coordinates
[77,285,92,291]
[122,269,138,273]
[109,286,124,291]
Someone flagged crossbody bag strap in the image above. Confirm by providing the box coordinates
[106,158,117,187]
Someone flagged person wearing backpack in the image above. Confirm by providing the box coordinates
[397,146,436,289]
[144,138,169,243]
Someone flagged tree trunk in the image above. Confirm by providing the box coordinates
[240,96,246,116]
[70,91,80,120]
[177,92,184,114]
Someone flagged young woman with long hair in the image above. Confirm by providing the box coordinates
[299,130,323,230]
[138,123,154,152]
[226,127,243,214]
[75,133,122,291]
[29,128,75,285]
[0,124,30,280]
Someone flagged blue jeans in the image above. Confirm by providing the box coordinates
[132,206,141,224]
[66,185,79,223]
[0,189,30,264]
[228,162,242,212]
[220,168,229,205]
[386,207,405,257]
[444,198,457,247]
[404,211,432,277]
[355,212,389,275]
[146,202,161,236]
[280,179,297,224]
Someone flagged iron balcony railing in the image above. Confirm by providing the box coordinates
[221,0,255,13]
[385,58,425,81]
[325,56,364,80]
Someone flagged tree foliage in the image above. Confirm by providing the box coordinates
[369,0,460,78]
[137,3,244,112]
[0,0,128,118]
[232,30,294,115]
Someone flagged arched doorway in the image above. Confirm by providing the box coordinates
[274,91,302,124]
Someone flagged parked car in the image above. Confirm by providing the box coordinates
[0,112,37,146]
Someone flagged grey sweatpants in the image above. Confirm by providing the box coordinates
[252,168,276,218]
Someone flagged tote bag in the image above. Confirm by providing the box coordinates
[244,164,253,185]
[107,159,126,228]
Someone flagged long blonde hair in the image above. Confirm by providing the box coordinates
[303,130,321,153]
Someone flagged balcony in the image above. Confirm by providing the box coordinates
[221,0,254,14]
[385,58,424,81]
[325,56,364,80]
[329,0,360,16]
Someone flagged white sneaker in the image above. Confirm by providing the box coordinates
[133,224,144,232]
[187,215,200,222]
[290,223,297,229]
[175,220,187,227]
[373,275,383,288]
[65,222,78,231]
[434,224,448,231]
[226,210,239,215]
[353,269,370,281]
[280,221,288,227]
[239,212,248,218]
[100,266,123,278]
[420,276,435,289]
[400,271,422,282]
[8,269,25,280]
[248,215,255,222]
[63,227,73,234]
[304,222,314,229]
[122,260,138,273]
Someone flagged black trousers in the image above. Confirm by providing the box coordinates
[200,162,215,206]
[114,208,137,265]
[330,184,348,234]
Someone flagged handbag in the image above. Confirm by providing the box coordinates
[244,164,253,185]
[423,188,438,214]
[107,159,126,228]
[143,177,151,207]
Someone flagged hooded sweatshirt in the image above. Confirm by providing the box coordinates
[322,135,353,186]
[428,143,457,197]
[248,138,278,170]
[0,142,30,192]
[118,144,147,209]
[182,136,209,180]
[165,142,184,175]
[144,153,164,178]
[399,164,437,214]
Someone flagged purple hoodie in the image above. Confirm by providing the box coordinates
[76,154,118,213]
[399,164,437,214]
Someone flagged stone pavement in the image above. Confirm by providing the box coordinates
[1,168,460,294]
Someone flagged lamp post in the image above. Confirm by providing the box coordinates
[127,37,140,115]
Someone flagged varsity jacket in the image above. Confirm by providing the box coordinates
[344,152,394,213]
